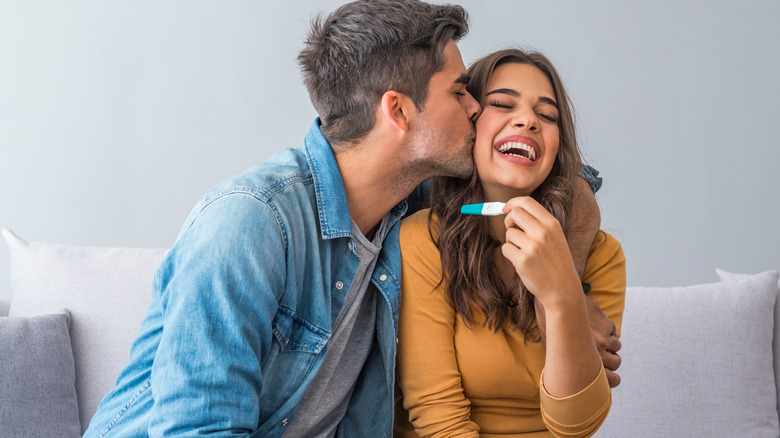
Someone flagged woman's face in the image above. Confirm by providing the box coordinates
[473,62,560,199]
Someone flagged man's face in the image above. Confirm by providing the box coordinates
[404,40,481,180]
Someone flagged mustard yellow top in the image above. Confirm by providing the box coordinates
[395,209,626,438]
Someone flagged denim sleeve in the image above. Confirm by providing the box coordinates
[148,194,284,436]
[580,164,603,193]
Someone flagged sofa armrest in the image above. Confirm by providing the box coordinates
[0,299,9,317]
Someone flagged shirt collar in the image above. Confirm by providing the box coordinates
[303,119,408,240]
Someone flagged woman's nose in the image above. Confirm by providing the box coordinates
[512,110,539,131]
[465,92,480,123]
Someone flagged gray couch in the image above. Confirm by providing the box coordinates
[2,228,779,437]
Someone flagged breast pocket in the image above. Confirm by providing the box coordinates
[272,306,329,353]
[258,306,330,422]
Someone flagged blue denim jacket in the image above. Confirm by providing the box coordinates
[84,120,408,437]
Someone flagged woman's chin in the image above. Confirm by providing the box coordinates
[482,180,537,199]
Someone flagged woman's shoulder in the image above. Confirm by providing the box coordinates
[400,208,439,239]
[582,231,626,287]
[584,231,627,334]
[399,208,442,258]
[587,231,625,267]
[402,208,434,226]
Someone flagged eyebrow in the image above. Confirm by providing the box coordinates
[486,88,559,108]
[454,73,470,85]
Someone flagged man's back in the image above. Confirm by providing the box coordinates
[84,122,406,436]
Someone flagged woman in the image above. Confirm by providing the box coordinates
[395,49,626,437]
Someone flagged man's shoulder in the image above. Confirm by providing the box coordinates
[203,147,313,205]
[175,147,319,248]
[181,147,316,232]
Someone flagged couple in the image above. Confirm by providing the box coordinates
[84,1,625,437]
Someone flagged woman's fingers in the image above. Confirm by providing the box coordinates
[501,196,579,301]
[503,197,561,243]
[504,227,531,252]
[500,240,523,268]
[504,196,556,226]
[503,199,563,256]
[503,202,536,234]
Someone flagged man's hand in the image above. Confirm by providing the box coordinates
[535,296,622,388]
[585,297,621,388]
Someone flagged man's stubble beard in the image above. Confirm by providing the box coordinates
[391,127,474,198]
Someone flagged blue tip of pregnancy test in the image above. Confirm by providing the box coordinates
[460,203,484,215]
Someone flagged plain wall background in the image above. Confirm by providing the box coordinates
[1,0,779,300]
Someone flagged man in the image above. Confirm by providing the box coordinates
[84,1,617,436]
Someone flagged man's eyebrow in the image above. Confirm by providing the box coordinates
[486,88,559,108]
[454,74,470,85]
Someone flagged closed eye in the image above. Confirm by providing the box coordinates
[487,99,513,109]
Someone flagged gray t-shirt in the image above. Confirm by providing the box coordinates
[281,216,390,437]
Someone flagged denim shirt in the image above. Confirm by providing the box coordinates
[84,120,408,437]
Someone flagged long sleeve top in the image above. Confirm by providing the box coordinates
[395,209,626,437]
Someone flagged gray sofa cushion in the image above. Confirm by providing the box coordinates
[0,311,80,437]
[717,268,780,423]
[2,229,168,434]
[596,270,780,437]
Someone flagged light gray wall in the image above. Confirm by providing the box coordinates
[2,0,779,300]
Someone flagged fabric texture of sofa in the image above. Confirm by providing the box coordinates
[1,228,779,437]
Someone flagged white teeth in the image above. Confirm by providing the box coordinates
[497,142,536,161]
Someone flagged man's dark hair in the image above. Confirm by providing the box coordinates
[298,0,469,146]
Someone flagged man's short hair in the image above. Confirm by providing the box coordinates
[298,0,469,146]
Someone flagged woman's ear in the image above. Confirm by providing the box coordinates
[379,91,416,133]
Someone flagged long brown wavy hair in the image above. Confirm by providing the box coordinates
[428,48,583,338]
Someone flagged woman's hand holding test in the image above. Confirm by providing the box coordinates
[500,196,603,398]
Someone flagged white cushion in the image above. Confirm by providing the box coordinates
[716,268,780,423]
[2,229,168,434]
[596,270,780,437]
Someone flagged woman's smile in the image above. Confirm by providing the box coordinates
[494,135,541,166]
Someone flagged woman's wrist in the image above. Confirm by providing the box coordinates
[534,271,584,312]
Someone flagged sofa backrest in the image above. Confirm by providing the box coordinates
[3,229,168,434]
[4,228,780,436]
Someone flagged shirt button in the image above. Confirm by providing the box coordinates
[282,418,289,426]
[379,274,388,281]
[335,281,344,290]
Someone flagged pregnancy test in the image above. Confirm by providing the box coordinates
[460,202,507,216]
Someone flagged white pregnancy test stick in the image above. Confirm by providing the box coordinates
[460,202,507,216]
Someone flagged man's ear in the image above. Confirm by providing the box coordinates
[379,91,416,133]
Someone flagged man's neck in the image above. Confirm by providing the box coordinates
[333,136,419,237]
